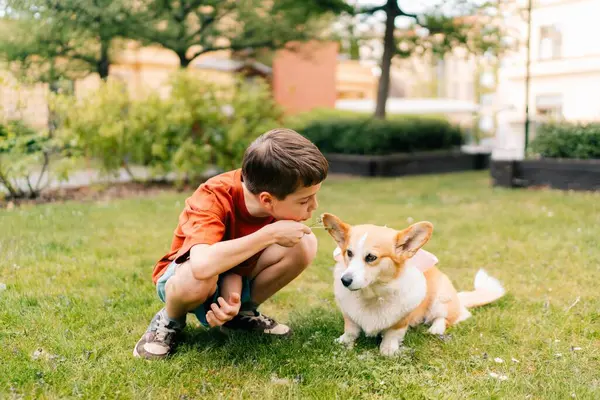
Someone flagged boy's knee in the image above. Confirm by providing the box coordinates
[292,232,318,267]
[166,265,218,305]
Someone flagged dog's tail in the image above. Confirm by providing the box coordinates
[458,269,505,309]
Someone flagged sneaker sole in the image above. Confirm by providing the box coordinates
[219,326,293,337]
[132,337,143,358]
[132,337,171,360]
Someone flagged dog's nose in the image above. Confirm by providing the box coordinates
[341,275,353,287]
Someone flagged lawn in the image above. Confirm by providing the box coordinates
[1,172,599,399]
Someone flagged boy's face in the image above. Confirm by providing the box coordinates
[262,183,321,222]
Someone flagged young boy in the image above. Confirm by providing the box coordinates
[134,128,328,359]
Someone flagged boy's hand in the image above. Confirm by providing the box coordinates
[266,220,312,247]
[206,292,241,327]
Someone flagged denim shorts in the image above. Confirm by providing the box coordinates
[156,261,252,327]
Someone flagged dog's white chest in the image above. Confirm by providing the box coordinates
[334,263,427,336]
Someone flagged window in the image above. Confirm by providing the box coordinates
[536,94,563,119]
[480,93,494,106]
[539,25,562,60]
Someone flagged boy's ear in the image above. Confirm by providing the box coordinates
[394,222,433,259]
[258,192,275,209]
[321,213,351,248]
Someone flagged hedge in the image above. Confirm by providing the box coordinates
[291,113,463,155]
[531,122,600,159]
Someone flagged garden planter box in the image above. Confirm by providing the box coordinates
[325,150,490,177]
[491,158,600,191]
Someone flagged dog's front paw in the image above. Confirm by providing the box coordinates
[379,341,401,357]
[335,334,356,348]
[427,318,447,335]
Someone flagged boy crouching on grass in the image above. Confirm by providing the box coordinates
[134,128,328,359]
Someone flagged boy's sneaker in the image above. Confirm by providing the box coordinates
[133,308,186,360]
[221,309,291,336]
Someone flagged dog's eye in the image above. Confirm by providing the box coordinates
[346,249,354,258]
[365,254,377,263]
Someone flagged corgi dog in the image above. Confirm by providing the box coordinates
[321,213,505,357]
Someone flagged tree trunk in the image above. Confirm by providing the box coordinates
[177,51,190,68]
[48,61,59,135]
[98,40,110,79]
[374,0,399,119]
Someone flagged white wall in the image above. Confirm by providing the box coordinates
[493,0,600,159]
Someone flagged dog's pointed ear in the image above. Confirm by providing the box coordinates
[321,213,351,248]
[394,222,433,259]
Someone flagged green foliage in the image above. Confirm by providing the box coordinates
[0,0,143,81]
[285,108,447,129]
[530,122,600,159]
[133,0,350,67]
[293,114,463,155]
[54,71,282,183]
[0,120,73,199]
[352,1,509,61]
[0,120,46,154]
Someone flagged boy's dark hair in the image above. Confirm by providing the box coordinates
[242,128,328,199]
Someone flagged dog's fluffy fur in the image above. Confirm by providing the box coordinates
[322,213,505,357]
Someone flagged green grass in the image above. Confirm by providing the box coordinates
[1,172,599,399]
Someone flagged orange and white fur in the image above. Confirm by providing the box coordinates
[321,213,505,357]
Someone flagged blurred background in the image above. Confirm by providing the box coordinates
[1,0,598,199]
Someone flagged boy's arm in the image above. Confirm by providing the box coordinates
[206,273,242,327]
[189,220,311,280]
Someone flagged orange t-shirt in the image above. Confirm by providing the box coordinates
[152,169,275,284]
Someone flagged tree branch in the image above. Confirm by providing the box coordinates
[25,174,35,198]
[187,39,277,64]
[187,3,236,42]
[398,9,418,21]
[122,161,139,183]
[0,167,19,198]
[34,152,50,191]
[358,5,386,15]
[186,14,216,42]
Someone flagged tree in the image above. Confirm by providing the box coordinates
[0,0,141,82]
[353,0,506,119]
[134,0,352,68]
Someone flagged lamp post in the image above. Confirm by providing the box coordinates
[524,0,533,154]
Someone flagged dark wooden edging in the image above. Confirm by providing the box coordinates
[325,150,490,177]
[491,158,600,191]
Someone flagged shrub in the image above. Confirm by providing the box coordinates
[0,119,72,199]
[54,71,283,183]
[530,122,600,159]
[293,115,463,155]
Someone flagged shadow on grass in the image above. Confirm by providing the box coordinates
[169,298,512,367]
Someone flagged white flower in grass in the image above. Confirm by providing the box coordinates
[489,372,508,381]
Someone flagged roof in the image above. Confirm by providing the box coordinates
[335,98,480,114]
[193,58,272,75]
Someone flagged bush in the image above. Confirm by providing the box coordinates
[292,114,463,155]
[55,71,283,183]
[530,122,600,159]
[0,119,72,199]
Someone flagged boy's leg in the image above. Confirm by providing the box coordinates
[134,261,218,360]
[221,232,317,335]
[135,232,317,358]
[251,232,318,304]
